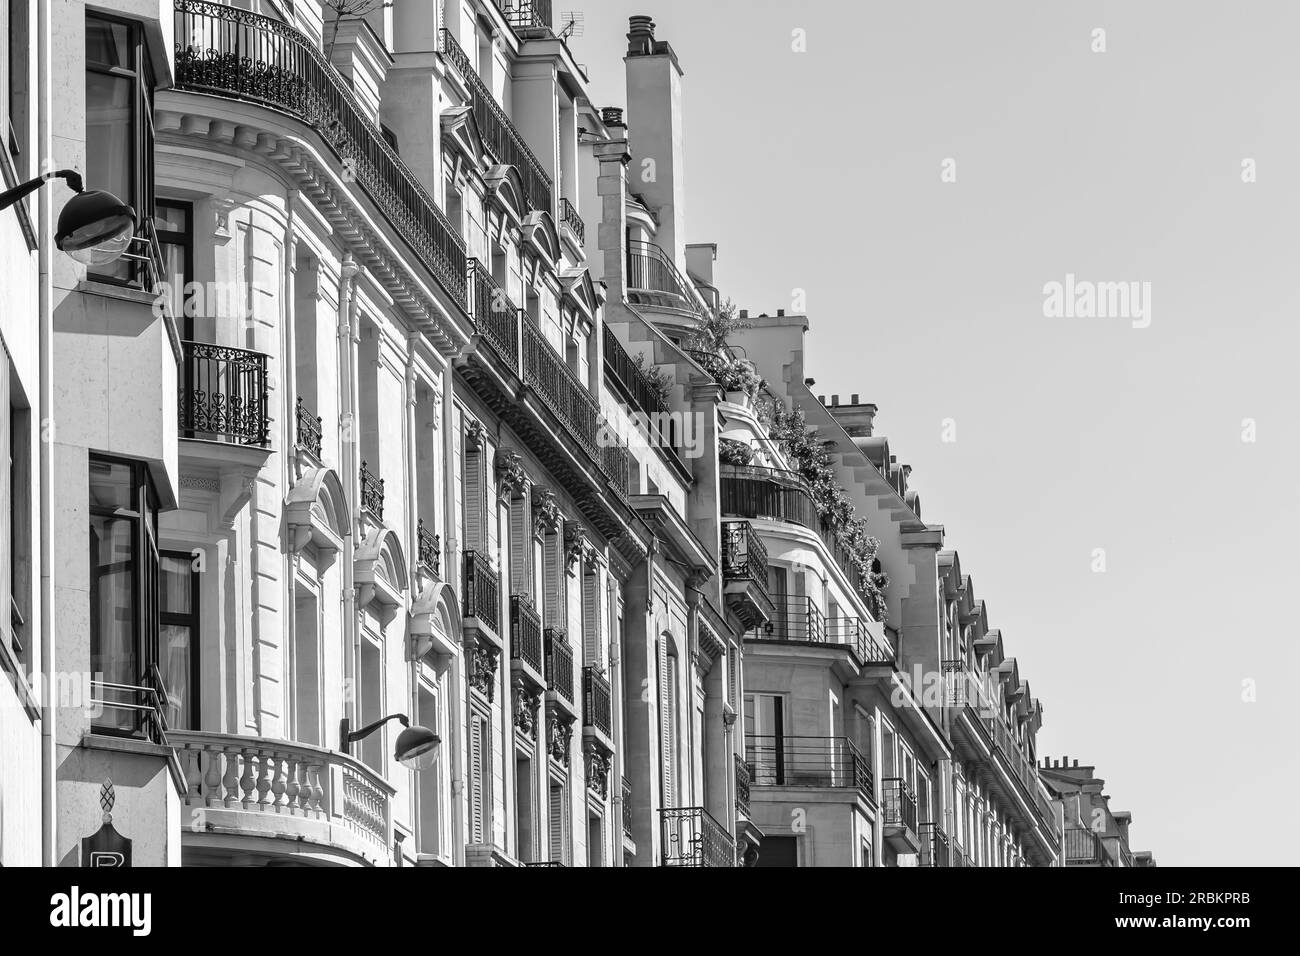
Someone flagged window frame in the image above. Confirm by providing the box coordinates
[159,548,201,730]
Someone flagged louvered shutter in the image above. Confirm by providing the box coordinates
[582,566,601,666]
[549,781,567,863]
[542,528,564,628]
[0,354,10,652]
[727,649,739,711]
[463,434,487,551]
[658,640,675,808]
[509,492,531,599]
[469,714,485,843]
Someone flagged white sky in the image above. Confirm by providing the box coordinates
[568,0,1300,866]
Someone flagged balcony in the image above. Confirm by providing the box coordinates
[602,325,674,450]
[622,777,633,840]
[880,777,920,853]
[437,30,552,213]
[295,396,323,460]
[462,550,501,642]
[171,730,395,866]
[359,461,385,522]
[416,519,441,579]
[522,318,601,461]
[919,822,952,867]
[660,807,735,867]
[735,753,751,818]
[89,665,172,747]
[626,240,702,316]
[544,627,576,714]
[468,259,520,373]
[501,0,553,35]
[721,466,872,600]
[179,341,270,447]
[173,1,467,307]
[721,520,773,630]
[510,595,544,688]
[825,615,893,666]
[558,197,585,246]
[582,666,613,748]
[1064,827,1109,866]
[745,735,873,804]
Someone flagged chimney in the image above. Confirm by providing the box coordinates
[625,16,687,271]
[601,107,626,128]
[685,243,717,289]
[851,393,860,404]
[777,309,785,317]
[826,399,877,438]
[739,309,748,319]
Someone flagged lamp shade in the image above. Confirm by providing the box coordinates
[394,724,440,771]
[55,189,136,266]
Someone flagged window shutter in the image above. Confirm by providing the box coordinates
[463,431,487,551]
[509,493,531,599]
[582,566,601,666]
[0,354,10,651]
[469,714,486,843]
[542,528,564,628]
[658,640,675,808]
[727,649,739,711]
[549,781,568,863]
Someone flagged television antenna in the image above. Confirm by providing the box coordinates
[558,11,585,41]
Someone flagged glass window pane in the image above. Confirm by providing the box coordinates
[90,513,136,733]
[154,203,188,234]
[160,554,191,614]
[159,623,193,730]
[89,459,133,511]
[86,18,132,70]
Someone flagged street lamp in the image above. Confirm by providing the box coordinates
[0,169,136,266]
[341,713,440,771]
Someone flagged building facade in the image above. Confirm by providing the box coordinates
[0,1,1148,867]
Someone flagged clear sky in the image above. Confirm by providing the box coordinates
[567,0,1299,866]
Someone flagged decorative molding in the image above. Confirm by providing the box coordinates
[465,418,486,452]
[179,475,220,493]
[546,710,574,765]
[532,488,560,535]
[583,742,611,800]
[564,525,589,571]
[469,639,499,701]
[512,678,541,742]
[494,448,528,499]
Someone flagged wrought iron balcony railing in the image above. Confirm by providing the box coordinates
[500,0,552,33]
[721,520,769,595]
[626,240,702,315]
[745,735,873,803]
[602,326,672,448]
[919,822,952,867]
[174,1,467,307]
[359,461,385,520]
[582,665,612,738]
[749,595,825,644]
[468,258,520,371]
[824,615,892,665]
[660,806,735,867]
[622,776,632,838]
[416,519,441,578]
[510,595,543,674]
[463,550,500,634]
[89,664,171,746]
[1064,827,1108,865]
[437,29,552,214]
[601,438,631,502]
[544,627,574,705]
[179,341,271,446]
[880,777,918,834]
[735,753,751,818]
[522,317,600,459]
[558,197,585,245]
[295,396,323,459]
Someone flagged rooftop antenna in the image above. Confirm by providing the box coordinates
[558,11,585,41]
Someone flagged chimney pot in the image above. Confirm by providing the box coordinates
[739,309,748,319]
[851,393,860,404]
[818,395,826,404]
[1073,759,1079,768]
[601,107,626,128]
[777,309,785,317]
[627,15,657,56]
[831,394,839,406]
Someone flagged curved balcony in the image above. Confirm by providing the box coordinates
[627,240,703,317]
[721,520,773,630]
[660,806,735,867]
[171,730,395,866]
[172,0,467,307]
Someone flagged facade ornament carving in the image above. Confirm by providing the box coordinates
[547,711,574,764]
[465,418,486,451]
[495,448,528,499]
[532,488,560,535]
[584,742,611,799]
[512,678,541,741]
[469,639,499,701]
[564,525,589,570]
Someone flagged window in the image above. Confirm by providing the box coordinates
[754,835,798,867]
[587,813,603,867]
[89,456,159,737]
[548,777,569,865]
[159,551,199,730]
[416,677,443,857]
[3,0,31,166]
[154,200,193,336]
[2,350,31,680]
[291,582,321,745]
[657,635,679,807]
[468,708,490,844]
[357,633,384,771]
[85,13,154,285]
[515,756,536,863]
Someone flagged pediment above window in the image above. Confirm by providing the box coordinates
[285,466,350,570]
[355,526,409,627]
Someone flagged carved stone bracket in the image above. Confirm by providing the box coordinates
[532,488,560,536]
[465,418,486,452]
[495,448,528,499]
[469,639,499,702]
[512,678,541,741]
[584,741,611,799]
[547,710,575,764]
[564,525,589,571]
